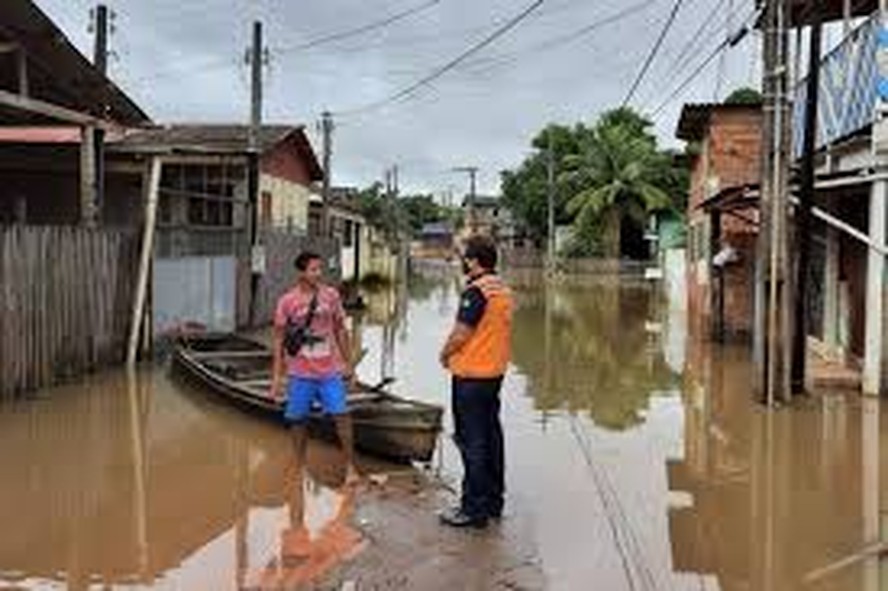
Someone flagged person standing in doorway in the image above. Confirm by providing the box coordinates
[439,236,514,529]
[271,251,360,486]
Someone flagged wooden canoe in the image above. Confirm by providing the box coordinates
[172,333,443,464]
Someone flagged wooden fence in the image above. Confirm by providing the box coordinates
[0,226,140,398]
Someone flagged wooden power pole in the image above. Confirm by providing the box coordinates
[792,8,822,394]
[247,19,264,243]
[321,111,334,239]
[755,0,792,405]
[247,20,265,326]
[547,128,556,274]
[452,166,479,234]
[84,3,111,227]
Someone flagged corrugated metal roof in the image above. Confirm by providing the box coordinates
[0,0,150,125]
[111,124,324,181]
[113,124,298,152]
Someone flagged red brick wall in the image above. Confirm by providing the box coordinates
[686,107,763,341]
[260,135,315,186]
[708,110,762,190]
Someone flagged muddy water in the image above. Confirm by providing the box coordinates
[1,271,887,590]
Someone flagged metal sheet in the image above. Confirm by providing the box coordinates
[153,256,237,338]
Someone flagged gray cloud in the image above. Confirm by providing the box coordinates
[38,0,761,197]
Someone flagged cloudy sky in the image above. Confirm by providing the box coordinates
[37,0,772,197]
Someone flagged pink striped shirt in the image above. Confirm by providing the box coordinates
[274,284,346,378]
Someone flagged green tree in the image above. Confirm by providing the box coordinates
[724,87,763,105]
[400,194,446,237]
[564,111,674,258]
[500,109,688,259]
[500,123,582,242]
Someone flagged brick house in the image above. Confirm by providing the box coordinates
[677,103,763,341]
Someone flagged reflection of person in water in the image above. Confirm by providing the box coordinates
[245,461,364,591]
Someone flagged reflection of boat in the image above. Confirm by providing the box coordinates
[172,334,443,463]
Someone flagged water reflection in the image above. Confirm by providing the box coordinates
[4,270,888,591]
[672,343,888,591]
[510,277,680,430]
[0,368,367,591]
[244,467,363,590]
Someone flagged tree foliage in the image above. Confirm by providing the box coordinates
[354,183,457,240]
[500,107,688,258]
[724,87,763,105]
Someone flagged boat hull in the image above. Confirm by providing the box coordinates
[172,334,443,464]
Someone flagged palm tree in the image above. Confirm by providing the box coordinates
[564,116,674,259]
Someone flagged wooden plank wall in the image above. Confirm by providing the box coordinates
[0,226,140,398]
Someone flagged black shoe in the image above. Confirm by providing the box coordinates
[439,508,488,529]
[488,509,503,520]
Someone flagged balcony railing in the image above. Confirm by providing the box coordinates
[793,10,882,158]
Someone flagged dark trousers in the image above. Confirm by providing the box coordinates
[452,376,505,519]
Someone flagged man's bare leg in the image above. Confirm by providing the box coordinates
[334,414,360,485]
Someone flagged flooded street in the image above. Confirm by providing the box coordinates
[2,271,888,590]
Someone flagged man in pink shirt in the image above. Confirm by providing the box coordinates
[271,251,359,485]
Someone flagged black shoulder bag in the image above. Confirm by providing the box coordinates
[283,291,319,357]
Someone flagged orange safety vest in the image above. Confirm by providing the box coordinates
[449,274,513,379]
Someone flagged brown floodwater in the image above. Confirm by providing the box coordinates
[2,269,887,590]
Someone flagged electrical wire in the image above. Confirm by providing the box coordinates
[650,38,731,116]
[622,0,688,107]
[333,0,546,118]
[119,0,440,85]
[274,0,440,54]
[457,1,652,78]
[649,6,758,117]
[659,0,729,90]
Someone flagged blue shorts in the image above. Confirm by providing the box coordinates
[285,375,348,422]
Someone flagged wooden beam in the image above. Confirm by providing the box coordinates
[127,157,162,366]
[16,49,28,97]
[0,88,100,126]
[863,179,885,395]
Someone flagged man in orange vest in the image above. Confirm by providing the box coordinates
[438,235,513,529]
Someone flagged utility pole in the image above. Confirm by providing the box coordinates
[93,4,109,75]
[754,0,790,404]
[247,20,266,326]
[321,111,334,239]
[791,7,822,394]
[247,19,264,243]
[755,0,792,405]
[87,3,111,227]
[546,129,556,274]
[452,166,479,234]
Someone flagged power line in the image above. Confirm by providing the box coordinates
[460,1,652,77]
[120,0,440,86]
[333,0,546,118]
[650,40,730,116]
[621,0,688,108]
[650,8,756,117]
[659,0,728,88]
[274,0,440,54]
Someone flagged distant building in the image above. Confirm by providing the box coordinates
[309,189,399,282]
[412,222,455,260]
